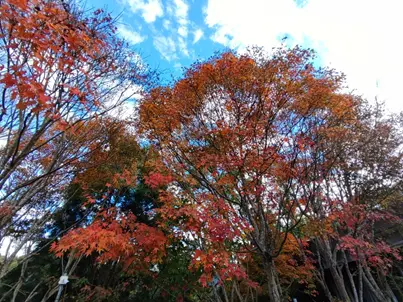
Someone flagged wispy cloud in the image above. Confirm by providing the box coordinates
[178,37,189,56]
[153,36,178,61]
[163,19,171,30]
[124,0,164,23]
[174,0,189,26]
[178,26,188,38]
[193,28,203,44]
[154,0,190,60]
[118,24,146,45]
[173,0,190,55]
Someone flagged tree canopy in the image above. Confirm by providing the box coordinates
[0,1,402,302]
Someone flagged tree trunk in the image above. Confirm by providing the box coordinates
[377,269,398,302]
[342,250,359,302]
[328,264,351,302]
[264,260,282,302]
[320,238,351,302]
[362,264,387,301]
[388,274,403,302]
[358,262,363,302]
[362,273,388,302]
[315,247,334,301]
[317,278,334,302]
[11,260,28,302]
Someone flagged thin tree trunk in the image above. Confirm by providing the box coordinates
[41,251,82,302]
[358,262,363,302]
[11,262,27,302]
[233,281,244,302]
[213,285,224,302]
[264,260,281,302]
[317,278,334,302]
[362,273,388,302]
[231,281,235,302]
[329,264,351,302]
[378,269,398,302]
[0,282,18,302]
[342,250,358,302]
[388,274,403,302]
[362,264,387,301]
[321,238,350,302]
[25,281,43,302]
[315,247,333,302]
[221,285,230,302]
[215,273,229,302]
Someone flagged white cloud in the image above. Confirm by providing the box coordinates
[193,28,204,44]
[172,0,190,55]
[158,0,190,59]
[204,0,402,113]
[118,24,146,45]
[153,36,178,61]
[174,0,189,25]
[173,0,189,38]
[178,37,189,56]
[178,26,188,37]
[163,19,171,30]
[125,0,164,23]
[174,0,189,42]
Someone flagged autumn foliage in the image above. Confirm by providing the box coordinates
[50,207,167,269]
[139,46,362,301]
[0,1,402,302]
[0,0,145,282]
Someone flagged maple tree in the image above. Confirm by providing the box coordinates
[0,123,167,301]
[302,102,403,302]
[139,46,363,301]
[42,123,170,301]
[0,0,147,280]
[0,1,401,301]
[15,47,400,302]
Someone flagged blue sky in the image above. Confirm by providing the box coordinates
[85,0,401,113]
